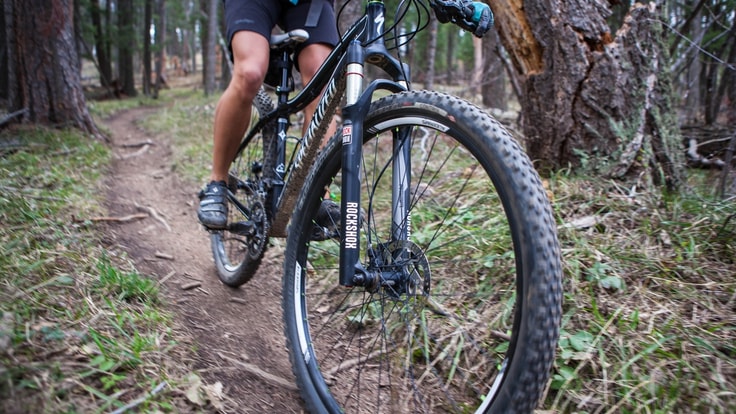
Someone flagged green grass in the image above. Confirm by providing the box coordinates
[546,170,736,413]
[0,126,193,413]
[140,88,220,185]
[87,95,161,119]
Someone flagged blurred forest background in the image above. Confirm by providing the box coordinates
[1,0,734,182]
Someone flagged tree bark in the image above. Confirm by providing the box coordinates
[445,28,455,85]
[493,0,684,189]
[5,0,101,138]
[203,0,217,96]
[336,0,362,35]
[1,0,8,101]
[118,0,137,97]
[482,32,507,110]
[142,0,153,96]
[90,0,112,87]
[218,6,231,91]
[153,0,166,98]
[424,18,438,90]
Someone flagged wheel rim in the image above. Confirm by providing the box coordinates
[294,118,528,413]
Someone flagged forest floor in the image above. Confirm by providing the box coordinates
[101,106,304,413]
[90,79,736,413]
[2,68,734,412]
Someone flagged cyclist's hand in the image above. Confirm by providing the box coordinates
[430,0,494,38]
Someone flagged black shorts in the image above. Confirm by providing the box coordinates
[223,0,339,53]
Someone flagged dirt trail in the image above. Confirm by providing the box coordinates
[102,107,303,413]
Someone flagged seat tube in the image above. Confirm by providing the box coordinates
[272,50,291,215]
[338,40,365,287]
[271,116,288,214]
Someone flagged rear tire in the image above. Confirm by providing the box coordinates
[211,89,276,287]
[283,90,562,413]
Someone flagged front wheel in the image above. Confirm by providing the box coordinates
[283,90,563,413]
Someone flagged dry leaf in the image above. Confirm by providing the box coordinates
[204,381,225,409]
[184,373,205,406]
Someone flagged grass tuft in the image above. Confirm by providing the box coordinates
[546,170,736,412]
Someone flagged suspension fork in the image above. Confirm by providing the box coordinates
[338,40,365,287]
[338,60,412,287]
[338,0,412,287]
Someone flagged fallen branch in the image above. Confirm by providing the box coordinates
[118,144,151,159]
[109,381,168,414]
[155,251,174,260]
[686,138,726,168]
[135,203,171,231]
[217,352,298,391]
[75,213,148,223]
[0,109,28,127]
[159,270,176,285]
[324,348,388,378]
[181,282,201,291]
[119,139,155,148]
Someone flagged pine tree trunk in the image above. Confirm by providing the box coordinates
[471,36,483,97]
[493,0,684,189]
[482,32,506,110]
[446,30,455,85]
[143,0,153,96]
[0,0,8,101]
[336,0,362,35]
[153,0,166,98]
[90,0,112,87]
[203,0,217,96]
[219,7,231,91]
[424,18,438,90]
[118,0,137,97]
[5,0,100,138]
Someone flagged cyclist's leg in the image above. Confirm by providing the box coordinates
[198,31,269,229]
[283,0,338,139]
[210,32,269,183]
[199,0,279,229]
[211,0,280,183]
[297,43,341,238]
[297,43,335,139]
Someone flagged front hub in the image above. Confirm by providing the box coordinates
[362,240,431,298]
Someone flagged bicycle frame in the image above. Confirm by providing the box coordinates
[238,0,413,287]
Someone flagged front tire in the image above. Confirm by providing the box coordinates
[283,90,563,413]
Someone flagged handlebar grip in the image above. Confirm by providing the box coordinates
[430,0,494,38]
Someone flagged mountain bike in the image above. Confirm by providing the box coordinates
[206,0,562,412]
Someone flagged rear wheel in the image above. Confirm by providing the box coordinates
[283,90,562,413]
[211,89,275,287]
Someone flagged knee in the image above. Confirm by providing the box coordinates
[229,64,266,100]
